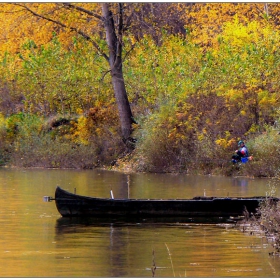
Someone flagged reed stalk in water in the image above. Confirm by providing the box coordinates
[165,243,175,277]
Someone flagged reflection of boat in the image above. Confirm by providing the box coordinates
[55,216,237,230]
[46,186,278,220]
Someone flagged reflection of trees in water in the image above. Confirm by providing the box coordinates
[118,174,131,199]
[54,218,133,277]
[54,217,235,277]
[108,224,129,277]
[232,177,249,188]
[54,217,278,277]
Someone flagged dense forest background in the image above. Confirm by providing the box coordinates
[0,3,279,177]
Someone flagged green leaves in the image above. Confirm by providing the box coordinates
[14,37,111,116]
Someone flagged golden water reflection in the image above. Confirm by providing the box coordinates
[0,168,279,277]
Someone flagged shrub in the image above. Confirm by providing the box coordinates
[9,133,100,168]
[0,113,10,165]
[239,182,280,256]
[2,112,126,169]
[244,129,280,177]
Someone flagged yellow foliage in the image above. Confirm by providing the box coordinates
[215,131,235,149]
[215,137,236,149]
[215,138,227,148]
[0,113,5,127]
[247,123,260,134]
[224,89,243,102]
[0,3,101,55]
[185,3,280,49]
[197,132,205,141]
[72,115,91,145]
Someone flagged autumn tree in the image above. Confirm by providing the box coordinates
[0,3,188,145]
[3,3,133,142]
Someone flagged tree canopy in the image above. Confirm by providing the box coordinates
[0,3,279,174]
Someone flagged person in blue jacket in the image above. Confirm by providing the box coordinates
[232,140,249,163]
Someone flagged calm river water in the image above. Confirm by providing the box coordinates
[0,168,280,277]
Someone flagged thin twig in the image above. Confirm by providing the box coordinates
[151,248,156,277]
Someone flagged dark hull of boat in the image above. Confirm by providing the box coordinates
[54,186,275,219]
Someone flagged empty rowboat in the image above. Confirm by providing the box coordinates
[44,186,278,220]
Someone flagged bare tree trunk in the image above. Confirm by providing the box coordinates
[102,3,134,142]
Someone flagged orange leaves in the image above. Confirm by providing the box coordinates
[0,3,102,56]
[72,105,119,145]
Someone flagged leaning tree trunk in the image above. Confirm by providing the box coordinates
[12,3,135,144]
[102,3,134,143]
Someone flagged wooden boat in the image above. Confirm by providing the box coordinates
[46,186,278,219]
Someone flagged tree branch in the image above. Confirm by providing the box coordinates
[62,3,103,21]
[123,43,136,62]
[117,3,123,58]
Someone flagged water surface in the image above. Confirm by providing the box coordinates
[0,168,279,277]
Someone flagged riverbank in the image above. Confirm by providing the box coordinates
[237,185,280,256]
[109,146,279,179]
[0,113,279,177]
[0,145,278,179]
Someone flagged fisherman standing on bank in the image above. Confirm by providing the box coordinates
[232,140,249,163]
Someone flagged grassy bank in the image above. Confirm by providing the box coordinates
[0,112,126,169]
[0,112,280,178]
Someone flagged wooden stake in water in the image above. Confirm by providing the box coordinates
[127,174,130,199]
[110,190,114,199]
